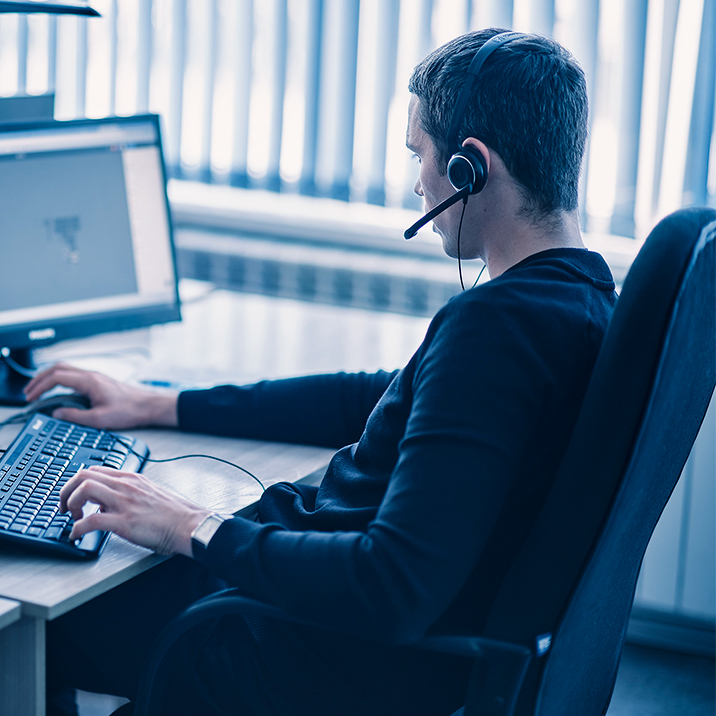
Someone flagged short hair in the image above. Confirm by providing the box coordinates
[408,29,588,217]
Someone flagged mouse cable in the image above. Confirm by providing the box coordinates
[0,412,29,429]
[111,435,267,492]
[0,407,64,429]
[0,348,37,379]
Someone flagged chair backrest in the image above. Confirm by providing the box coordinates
[477,207,716,716]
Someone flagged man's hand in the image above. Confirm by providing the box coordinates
[60,465,211,556]
[23,363,179,430]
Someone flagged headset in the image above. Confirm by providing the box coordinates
[404,31,527,240]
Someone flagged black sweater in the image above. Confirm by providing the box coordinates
[178,248,617,714]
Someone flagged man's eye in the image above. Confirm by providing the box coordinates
[411,153,421,164]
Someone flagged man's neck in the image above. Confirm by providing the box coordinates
[484,210,585,278]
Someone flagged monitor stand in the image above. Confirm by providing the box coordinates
[0,348,33,406]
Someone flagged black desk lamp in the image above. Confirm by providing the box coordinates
[0,1,99,15]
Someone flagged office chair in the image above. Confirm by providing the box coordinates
[122,206,716,716]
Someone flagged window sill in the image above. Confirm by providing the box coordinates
[168,180,641,286]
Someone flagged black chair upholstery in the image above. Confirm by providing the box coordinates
[128,207,716,716]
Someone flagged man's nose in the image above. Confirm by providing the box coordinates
[413,177,423,196]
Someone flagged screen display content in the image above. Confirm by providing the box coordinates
[0,115,181,404]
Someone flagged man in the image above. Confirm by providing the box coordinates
[31,29,617,716]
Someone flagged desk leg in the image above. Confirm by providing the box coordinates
[0,616,45,716]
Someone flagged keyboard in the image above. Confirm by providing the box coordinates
[0,413,149,559]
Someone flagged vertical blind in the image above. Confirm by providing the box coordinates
[0,0,713,239]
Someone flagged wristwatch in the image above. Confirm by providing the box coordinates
[191,513,230,556]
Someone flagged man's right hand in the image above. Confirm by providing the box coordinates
[23,363,179,430]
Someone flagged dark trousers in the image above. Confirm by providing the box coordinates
[46,556,294,716]
[47,555,472,716]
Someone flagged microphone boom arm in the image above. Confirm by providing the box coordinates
[404,185,471,239]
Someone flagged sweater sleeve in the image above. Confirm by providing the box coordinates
[193,296,552,645]
[178,370,398,448]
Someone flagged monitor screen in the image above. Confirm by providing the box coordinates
[0,114,181,404]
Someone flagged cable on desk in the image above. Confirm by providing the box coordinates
[0,347,37,379]
[0,412,267,492]
[112,435,267,492]
[0,413,27,429]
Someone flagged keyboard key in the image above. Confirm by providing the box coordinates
[44,526,63,541]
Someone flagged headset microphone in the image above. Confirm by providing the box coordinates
[404,185,471,239]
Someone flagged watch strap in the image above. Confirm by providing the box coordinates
[191,513,229,556]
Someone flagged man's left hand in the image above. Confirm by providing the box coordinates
[59,466,211,556]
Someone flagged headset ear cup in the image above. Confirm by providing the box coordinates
[447,146,488,194]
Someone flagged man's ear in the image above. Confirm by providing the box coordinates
[462,137,490,174]
[447,137,491,194]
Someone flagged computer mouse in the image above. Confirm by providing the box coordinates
[25,393,92,416]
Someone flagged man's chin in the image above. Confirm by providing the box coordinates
[429,223,459,257]
[434,227,454,254]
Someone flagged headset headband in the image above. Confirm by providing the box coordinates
[446,31,526,154]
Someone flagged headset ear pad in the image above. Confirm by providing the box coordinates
[447,145,488,194]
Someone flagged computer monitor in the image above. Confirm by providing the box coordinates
[0,114,181,405]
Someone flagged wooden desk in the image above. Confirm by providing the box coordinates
[0,411,334,716]
[0,597,20,631]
